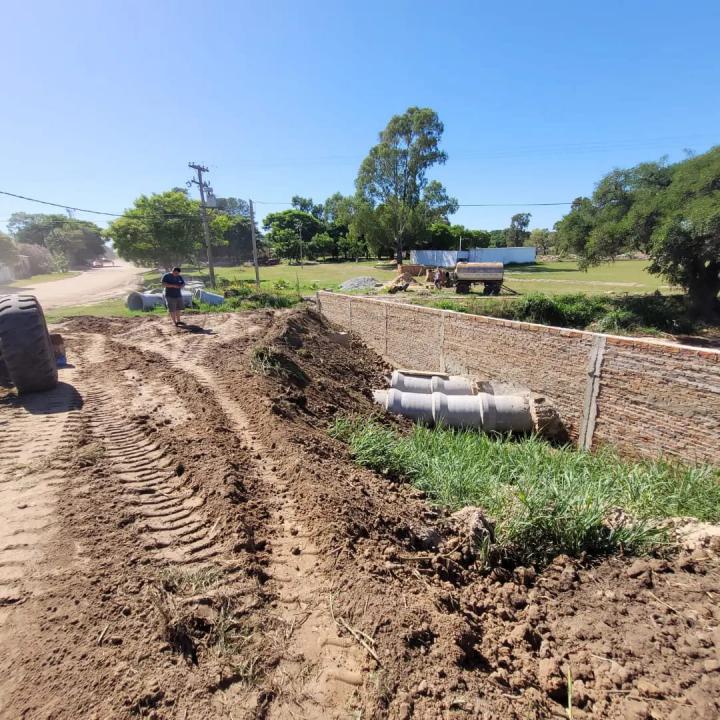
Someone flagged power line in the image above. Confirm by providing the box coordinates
[1,190,575,214]
[0,190,207,220]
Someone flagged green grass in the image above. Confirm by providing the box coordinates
[331,418,720,564]
[44,298,149,322]
[503,259,673,295]
[144,258,667,297]
[11,271,81,286]
[143,260,398,294]
[415,291,700,335]
[44,289,300,323]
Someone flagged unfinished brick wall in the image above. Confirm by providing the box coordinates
[317,292,720,465]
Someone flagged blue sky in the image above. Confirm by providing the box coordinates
[2,0,719,233]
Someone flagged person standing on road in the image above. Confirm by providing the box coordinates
[162,267,186,326]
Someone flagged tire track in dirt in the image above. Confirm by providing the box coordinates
[113,316,366,719]
[77,334,224,566]
[0,381,81,610]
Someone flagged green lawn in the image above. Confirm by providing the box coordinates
[502,259,673,295]
[45,298,158,323]
[11,271,81,287]
[143,260,398,294]
[141,258,669,297]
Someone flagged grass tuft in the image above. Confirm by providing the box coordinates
[330,418,720,564]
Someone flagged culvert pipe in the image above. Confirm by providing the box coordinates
[194,288,225,306]
[390,370,474,395]
[377,389,536,432]
[127,292,166,311]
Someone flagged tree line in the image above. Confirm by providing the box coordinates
[2,106,716,315]
[0,213,107,277]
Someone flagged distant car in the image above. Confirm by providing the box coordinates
[91,260,103,268]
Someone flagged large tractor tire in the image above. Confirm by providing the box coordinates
[0,294,58,394]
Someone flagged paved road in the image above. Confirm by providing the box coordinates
[4,261,145,309]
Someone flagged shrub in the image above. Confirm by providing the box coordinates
[16,243,54,276]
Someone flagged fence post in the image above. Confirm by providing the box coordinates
[579,335,606,450]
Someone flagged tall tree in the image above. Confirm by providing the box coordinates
[0,231,19,267]
[7,213,105,266]
[263,209,325,262]
[506,212,532,246]
[555,147,720,315]
[529,228,554,254]
[108,190,202,268]
[355,107,457,263]
[291,195,324,219]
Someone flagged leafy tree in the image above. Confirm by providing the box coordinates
[291,195,324,219]
[0,231,19,267]
[263,209,325,262]
[15,243,53,275]
[555,147,720,315]
[506,212,532,246]
[210,214,257,263]
[355,107,457,263]
[45,225,106,266]
[529,228,554,254]
[307,231,335,260]
[463,229,491,248]
[215,196,250,217]
[7,213,105,266]
[108,190,202,268]
[338,234,366,261]
[8,212,68,245]
[489,229,507,248]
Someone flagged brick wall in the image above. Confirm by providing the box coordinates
[317,292,720,465]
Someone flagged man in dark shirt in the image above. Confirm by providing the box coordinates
[162,267,186,326]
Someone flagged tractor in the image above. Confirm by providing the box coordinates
[0,294,59,394]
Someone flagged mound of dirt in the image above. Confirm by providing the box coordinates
[2,306,718,719]
[207,307,720,719]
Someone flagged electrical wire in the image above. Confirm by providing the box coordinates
[0,189,572,222]
[0,190,206,220]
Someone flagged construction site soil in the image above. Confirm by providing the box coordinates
[1,307,718,719]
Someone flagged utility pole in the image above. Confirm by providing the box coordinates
[188,162,216,288]
[295,220,303,268]
[248,200,260,290]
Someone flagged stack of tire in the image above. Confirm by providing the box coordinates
[0,294,58,394]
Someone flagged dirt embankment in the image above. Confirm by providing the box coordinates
[0,307,718,719]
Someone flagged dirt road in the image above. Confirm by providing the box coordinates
[1,308,718,719]
[8,260,144,309]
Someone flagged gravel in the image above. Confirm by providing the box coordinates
[339,276,382,291]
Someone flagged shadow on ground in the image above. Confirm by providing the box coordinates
[0,381,84,415]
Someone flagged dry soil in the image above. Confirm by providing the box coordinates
[0,307,718,719]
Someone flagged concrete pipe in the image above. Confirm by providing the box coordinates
[378,388,535,432]
[127,292,166,311]
[390,370,474,395]
[194,288,225,306]
[180,289,193,308]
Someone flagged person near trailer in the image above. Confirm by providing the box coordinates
[433,267,443,289]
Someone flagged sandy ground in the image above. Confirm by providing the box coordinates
[6,260,145,309]
[0,308,718,719]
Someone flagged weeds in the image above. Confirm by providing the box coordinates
[422,291,700,335]
[159,566,222,594]
[330,418,720,564]
[250,345,309,385]
[250,347,285,376]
